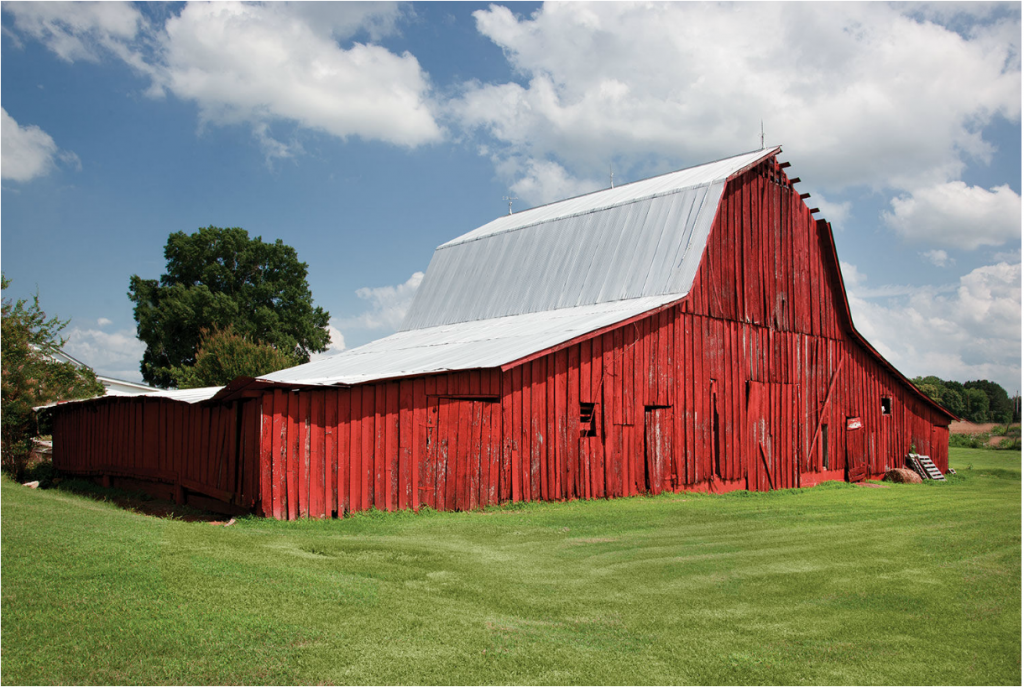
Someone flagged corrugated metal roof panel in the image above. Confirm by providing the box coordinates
[402,182,725,330]
[148,386,224,404]
[439,147,778,248]
[403,148,777,332]
[39,384,223,411]
[259,295,683,387]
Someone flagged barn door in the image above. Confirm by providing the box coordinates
[845,417,867,482]
[747,382,798,491]
[644,407,672,494]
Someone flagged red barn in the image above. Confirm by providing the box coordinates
[51,147,956,517]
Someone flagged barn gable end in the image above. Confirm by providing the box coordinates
[51,148,954,517]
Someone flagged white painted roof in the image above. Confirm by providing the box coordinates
[258,295,682,386]
[403,147,777,330]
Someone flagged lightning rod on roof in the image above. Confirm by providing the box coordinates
[761,120,765,150]
[503,196,518,215]
[610,165,615,189]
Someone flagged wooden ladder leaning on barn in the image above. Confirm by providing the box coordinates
[907,453,946,481]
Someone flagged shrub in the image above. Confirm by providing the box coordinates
[2,276,105,479]
[949,433,986,449]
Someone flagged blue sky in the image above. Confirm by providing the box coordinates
[2,1,1021,393]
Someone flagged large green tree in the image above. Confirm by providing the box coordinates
[129,227,330,387]
[2,275,105,477]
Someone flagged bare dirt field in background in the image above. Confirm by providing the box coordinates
[950,421,1015,435]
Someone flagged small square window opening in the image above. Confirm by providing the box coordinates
[580,402,597,437]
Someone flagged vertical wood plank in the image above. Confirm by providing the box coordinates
[411,379,425,511]
[511,365,523,502]
[438,396,451,511]
[488,399,500,506]
[350,388,364,513]
[470,400,483,509]
[387,381,400,511]
[338,390,351,515]
[399,380,413,511]
[272,390,285,519]
[546,355,558,501]
[567,344,581,499]
[604,331,620,497]
[374,384,386,511]
[297,392,309,518]
[531,359,546,501]
[325,390,338,516]
[499,372,513,503]
[555,348,568,500]
[362,385,375,510]
[591,334,605,498]
[310,391,325,518]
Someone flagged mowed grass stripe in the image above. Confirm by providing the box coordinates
[2,448,1019,685]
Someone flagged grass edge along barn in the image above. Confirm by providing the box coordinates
[51,147,956,518]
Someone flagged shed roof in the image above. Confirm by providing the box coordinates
[258,294,682,387]
[35,384,222,411]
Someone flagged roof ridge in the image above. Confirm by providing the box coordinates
[439,147,780,250]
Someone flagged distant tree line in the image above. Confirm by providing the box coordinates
[911,376,1020,424]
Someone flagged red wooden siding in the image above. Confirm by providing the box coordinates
[237,303,948,519]
[252,370,502,517]
[51,397,261,509]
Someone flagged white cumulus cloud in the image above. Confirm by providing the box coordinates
[1,108,79,181]
[63,326,147,383]
[2,1,144,63]
[883,181,1022,250]
[337,272,425,332]
[150,2,442,155]
[309,323,347,362]
[921,249,954,268]
[846,261,1022,392]
[504,157,603,206]
[4,2,442,159]
[452,3,1020,200]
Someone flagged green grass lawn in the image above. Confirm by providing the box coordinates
[2,448,1020,685]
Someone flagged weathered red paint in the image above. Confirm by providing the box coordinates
[51,155,953,518]
[50,396,260,512]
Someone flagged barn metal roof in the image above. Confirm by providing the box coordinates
[260,148,780,388]
[54,148,780,399]
[404,147,779,330]
[441,147,779,249]
[258,294,682,386]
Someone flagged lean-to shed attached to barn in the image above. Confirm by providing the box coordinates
[51,147,956,517]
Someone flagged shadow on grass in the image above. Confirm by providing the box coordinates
[18,447,1014,528]
[24,471,222,522]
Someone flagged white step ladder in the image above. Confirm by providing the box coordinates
[907,453,945,481]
